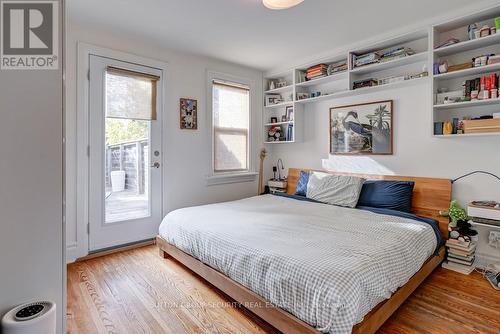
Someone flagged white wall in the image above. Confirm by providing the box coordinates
[0,2,64,333]
[65,22,265,261]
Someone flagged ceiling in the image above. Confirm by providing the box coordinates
[69,0,480,71]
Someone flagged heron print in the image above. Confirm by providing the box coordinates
[330,100,393,155]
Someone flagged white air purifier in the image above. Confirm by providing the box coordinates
[2,301,56,334]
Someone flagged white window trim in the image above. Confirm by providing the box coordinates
[206,70,257,186]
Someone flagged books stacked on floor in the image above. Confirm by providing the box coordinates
[442,239,476,275]
[306,64,328,81]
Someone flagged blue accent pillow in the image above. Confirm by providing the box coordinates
[357,180,415,213]
[295,171,310,196]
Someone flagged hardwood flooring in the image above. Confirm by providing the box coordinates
[67,245,500,334]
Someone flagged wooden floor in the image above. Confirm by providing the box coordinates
[67,245,500,334]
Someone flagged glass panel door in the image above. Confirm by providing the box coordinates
[89,55,163,251]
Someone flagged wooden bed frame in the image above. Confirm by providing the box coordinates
[157,168,451,334]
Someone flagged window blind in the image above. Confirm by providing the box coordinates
[105,66,159,121]
[212,80,250,173]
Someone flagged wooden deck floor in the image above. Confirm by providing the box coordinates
[105,191,149,223]
[67,245,500,334]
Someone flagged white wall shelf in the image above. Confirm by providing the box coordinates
[264,121,293,126]
[263,4,500,142]
[351,76,429,96]
[265,85,293,94]
[265,101,293,109]
[434,63,500,80]
[434,98,500,110]
[295,71,347,87]
[434,32,500,56]
[350,52,428,75]
[434,132,500,138]
[264,140,296,144]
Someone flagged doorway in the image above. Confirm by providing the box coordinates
[88,55,163,251]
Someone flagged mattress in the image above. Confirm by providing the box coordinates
[159,194,437,334]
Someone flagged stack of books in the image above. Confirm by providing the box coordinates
[379,47,415,63]
[442,239,476,275]
[352,52,380,68]
[306,64,328,81]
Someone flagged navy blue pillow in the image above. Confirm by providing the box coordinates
[295,171,310,196]
[357,180,415,213]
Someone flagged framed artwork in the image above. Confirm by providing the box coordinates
[180,98,197,129]
[286,106,294,121]
[330,100,393,155]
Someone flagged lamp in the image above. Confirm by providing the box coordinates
[263,0,304,10]
[452,170,500,184]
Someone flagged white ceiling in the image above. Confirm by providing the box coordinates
[69,0,482,71]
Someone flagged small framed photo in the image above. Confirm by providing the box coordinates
[270,117,278,123]
[180,98,197,129]
[281,115,287,122]
[286,106,294,121]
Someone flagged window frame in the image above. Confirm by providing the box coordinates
[206,70,257,186]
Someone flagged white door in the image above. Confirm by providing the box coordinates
[89,55,163,251]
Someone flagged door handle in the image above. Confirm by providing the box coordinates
[151,162,160,168]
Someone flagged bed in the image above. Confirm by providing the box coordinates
[157,168,451,334]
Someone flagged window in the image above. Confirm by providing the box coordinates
[212,79,250,173]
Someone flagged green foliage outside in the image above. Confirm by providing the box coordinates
[106,118,149,145]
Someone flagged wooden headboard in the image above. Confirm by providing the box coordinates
[286,168,452,238]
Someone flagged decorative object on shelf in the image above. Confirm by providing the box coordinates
[496,17,500,31]
[468,23,478,40]
[480,25,491,38]
[179,98,198,129]
[265,94,282,106]
[270,117,278,123]
[463,118,500,134]
[296,92,309,100]
[267,126,282,142]
[456,120,464,134]
[330,100,393,155]
[285,123,294,141]
[268,80,276,90]
[276,79,287,88]
[438,61,448,74]
[286,106,294,121]
[281,115,287,122]
[443,121,453,135]
[258,148,267,195]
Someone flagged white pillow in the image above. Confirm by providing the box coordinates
[306,172,365,208]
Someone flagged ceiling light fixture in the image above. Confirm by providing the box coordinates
[263,0,304,10]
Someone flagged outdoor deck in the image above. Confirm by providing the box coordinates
[106,190,149,222]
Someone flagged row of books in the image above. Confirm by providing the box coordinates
[306,64,328,80]
[441,238,476,275]
[352,47,415,68]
